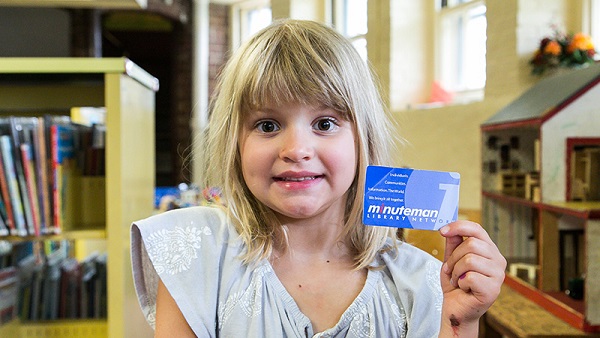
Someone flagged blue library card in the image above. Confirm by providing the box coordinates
[363,166,460,230]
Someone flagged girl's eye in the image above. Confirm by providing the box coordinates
[314,118,337,132]
[256,120,279,133]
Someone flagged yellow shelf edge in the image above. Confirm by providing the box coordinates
[2,229,106,242]
[0,57,158,91]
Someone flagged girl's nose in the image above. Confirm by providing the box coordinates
[279,128,314,162]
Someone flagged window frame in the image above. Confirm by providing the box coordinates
[331,0,368,61]
[583,0,600,54]
[230,0,272,50]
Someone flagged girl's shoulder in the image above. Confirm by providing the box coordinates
[133,205,238,243]
[131,205,244,275]
[131,206,246,332]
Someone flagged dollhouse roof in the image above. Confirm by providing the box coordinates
[482,62,600,127]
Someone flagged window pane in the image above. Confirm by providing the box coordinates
[343,0,367,37]
[247,7,272,38]
[438,2,486,94]
[351,37,367,61]
[592,0,600,51]
[462,5,486,89]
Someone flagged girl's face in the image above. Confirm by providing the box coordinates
[239,102,357,222]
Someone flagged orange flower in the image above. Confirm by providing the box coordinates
[567,33,595,52]
[543,40,561,55]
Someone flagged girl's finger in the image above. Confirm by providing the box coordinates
[440,220,492,244]
[456,271,503,305]
[449,252,503,286]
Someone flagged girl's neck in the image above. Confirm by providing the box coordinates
[272,217,352,263]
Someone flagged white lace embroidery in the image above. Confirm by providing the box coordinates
[379,282,407,337]
[146,304,156,328]
[426,260,443,314]
[145,224,212,275]
[217,263,269,330]
[347,305,373,338]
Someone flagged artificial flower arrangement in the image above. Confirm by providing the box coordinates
[530,30,597,75]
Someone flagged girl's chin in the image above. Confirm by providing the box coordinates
[269,203,325,220]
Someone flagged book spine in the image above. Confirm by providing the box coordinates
[9,117,34,236]
[50,125,61,234]
[0,170,15,234]
[0,136,27,236]
[35,117,51,235]
[20,144,41,237]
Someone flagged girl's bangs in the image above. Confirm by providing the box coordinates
[240,35,351,118]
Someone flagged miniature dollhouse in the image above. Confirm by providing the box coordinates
[481,62,600,332]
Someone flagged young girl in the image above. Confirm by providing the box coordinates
[131,19,506,337]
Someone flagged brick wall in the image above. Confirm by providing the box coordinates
[171,13,194,183]
[209,3,230,99]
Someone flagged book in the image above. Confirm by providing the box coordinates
[43,115,70,234]
[0,198,8,236]
[40,245,66,320]
[20,143,42,236]
[28,257,44,320]
[16,253,36,320]
[79,253,98,318]
[91,124,106,176]
[49,119,76,234]
[70,106,106,127]
[34,117,51,235]
[59,257,81,319]
[94,252,107,318]
[8,116,39,236]
[0,266,19,325]
[0,135,27,236]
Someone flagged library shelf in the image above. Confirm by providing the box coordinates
[0,57,157,338]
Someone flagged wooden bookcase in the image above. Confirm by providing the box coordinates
[0,58,156,338]
[480,63,600,333]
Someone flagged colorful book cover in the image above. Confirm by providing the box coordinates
[70,106,106,127]
[34,117,51,235]
[20,143,42,237]
[0,136,27,236]
[0,153,15,235]
[50,123,76,234]
[8,116,37,235]
[0,266,19,325]
[0,201,8,236]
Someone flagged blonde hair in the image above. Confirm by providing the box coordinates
[202,19,399,269]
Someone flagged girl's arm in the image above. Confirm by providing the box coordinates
[155,278,196,338]
[438,220,507,337]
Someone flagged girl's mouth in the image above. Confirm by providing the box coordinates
[274,176,321,182]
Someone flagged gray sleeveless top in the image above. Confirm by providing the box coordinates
[131,206,443,337]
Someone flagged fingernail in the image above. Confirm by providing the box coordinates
[442,263,449,274]
[450,278,454,286]
[459,272,467,280]
[440,226,449,235]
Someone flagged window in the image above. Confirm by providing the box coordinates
[586,0,600,53]
[436,0,487,102]
[231,0,272,49]
[332,0,368,61]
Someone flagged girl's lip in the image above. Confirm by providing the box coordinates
[273,171,324,181]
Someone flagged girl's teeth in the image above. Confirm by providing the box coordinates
[283,177,315,181]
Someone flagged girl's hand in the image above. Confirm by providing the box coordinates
[438,220,506,335]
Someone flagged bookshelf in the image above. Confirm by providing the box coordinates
[0,58,157,337]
